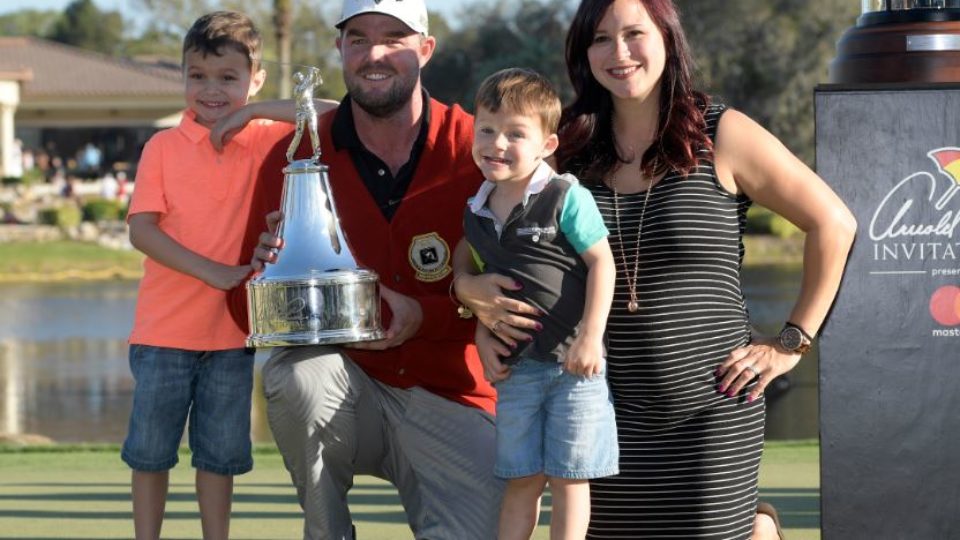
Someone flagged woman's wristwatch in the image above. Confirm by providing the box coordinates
[777,322,813,354]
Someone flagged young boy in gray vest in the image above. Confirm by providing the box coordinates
[459,68,619,540]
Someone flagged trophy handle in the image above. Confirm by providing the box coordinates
[318,168,341,254]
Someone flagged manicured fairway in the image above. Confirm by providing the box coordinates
[0,442,819,539]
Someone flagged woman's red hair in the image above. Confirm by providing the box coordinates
[556,0,712,182]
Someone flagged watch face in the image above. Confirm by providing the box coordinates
[780,326,803,351]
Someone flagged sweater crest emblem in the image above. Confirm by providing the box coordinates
[409,232,452,282]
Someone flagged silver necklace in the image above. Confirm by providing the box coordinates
[611,175,653,313]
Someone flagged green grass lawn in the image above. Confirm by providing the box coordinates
[742,235,803,267]
[0,235,802,284]
[0,442,819,539]
[0,241,143,281]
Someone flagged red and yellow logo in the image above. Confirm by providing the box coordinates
[930,148,960,209]
[927,148,960,327]
[930,286,960,326]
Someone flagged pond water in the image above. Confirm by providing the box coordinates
[0,267,816,443]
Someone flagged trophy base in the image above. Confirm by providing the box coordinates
[830,19,960,83]
[246,270,384,348]
[246,328,385,348]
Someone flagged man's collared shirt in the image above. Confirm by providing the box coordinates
[331,91,431,221]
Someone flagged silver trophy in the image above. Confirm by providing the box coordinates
[246,69,385,347]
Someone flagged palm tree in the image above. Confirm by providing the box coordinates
[273,0,292,97]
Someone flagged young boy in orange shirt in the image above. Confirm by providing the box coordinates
[121,11,326,539]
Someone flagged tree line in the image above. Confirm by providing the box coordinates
[0,0,859,164]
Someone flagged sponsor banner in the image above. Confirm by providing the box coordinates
[817,87,960,539]
[868,146,960,334]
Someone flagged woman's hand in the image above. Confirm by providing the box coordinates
[454,273,541,348]
[475,324,511,383]
[716,335,801,402]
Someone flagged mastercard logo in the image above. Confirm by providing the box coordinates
[930,286,960,326]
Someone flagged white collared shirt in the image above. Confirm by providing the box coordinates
[467,160,556,236]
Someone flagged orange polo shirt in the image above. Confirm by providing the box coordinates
[128,109,293,351]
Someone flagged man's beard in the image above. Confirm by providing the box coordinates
[346,65,419,118]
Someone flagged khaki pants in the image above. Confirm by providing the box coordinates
[262,346,503,540]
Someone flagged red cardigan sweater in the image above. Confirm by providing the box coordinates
[230,99,494,414]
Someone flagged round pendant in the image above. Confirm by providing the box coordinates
[627,300,639,313]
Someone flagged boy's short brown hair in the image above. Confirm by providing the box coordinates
[475,68,561,135]
[182,11,263,72]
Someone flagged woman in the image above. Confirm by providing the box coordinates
[454,0,856,538]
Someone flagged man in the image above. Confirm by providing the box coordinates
[231,1,501,538]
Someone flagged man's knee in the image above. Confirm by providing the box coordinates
[263,347,351,403]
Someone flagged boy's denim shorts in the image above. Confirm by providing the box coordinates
[493,358,619,480]
[121,344,255,476]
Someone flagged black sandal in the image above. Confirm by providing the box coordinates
[757,501,785,540]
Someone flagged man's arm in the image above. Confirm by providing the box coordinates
[452,238,538,345]
[226,136,290,331]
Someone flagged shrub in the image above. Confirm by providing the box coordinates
[746,206,800,239]
[745,206,773,234]
[82,198,123,222]
[38,205,82,229]
[0,169,41,186]
[22,168,44,185]
[769,214,801,239]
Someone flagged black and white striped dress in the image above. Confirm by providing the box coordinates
[585,105,765,539]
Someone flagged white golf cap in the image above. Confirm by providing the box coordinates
[336,0,429,35]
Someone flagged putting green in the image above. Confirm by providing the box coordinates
[0,442,819,539]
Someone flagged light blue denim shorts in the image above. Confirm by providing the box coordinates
[494,358,619,480]
[121,344,255,476]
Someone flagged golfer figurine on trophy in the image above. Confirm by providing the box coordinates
[246,68,384,347]
[287,66,323,163]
